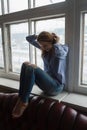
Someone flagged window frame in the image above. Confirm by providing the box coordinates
[72,0,87,94]
[0,26,4,69]
[0,0,87,94]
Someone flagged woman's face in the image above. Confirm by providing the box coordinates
[38,41,53,52]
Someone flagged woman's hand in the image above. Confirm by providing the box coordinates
[35,34,38,39]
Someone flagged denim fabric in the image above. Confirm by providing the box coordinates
[19,63,64,103]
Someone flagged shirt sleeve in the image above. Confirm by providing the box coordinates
[54,44,69,59]
[26,34,41,49]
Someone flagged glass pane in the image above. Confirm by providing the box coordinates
[9,0,28,13]
[32,17,65,68]
[10,22,29,73]
[0,0,2,15]
[31,0,65,8]
[81,14,87,85]
[0,28,4,68]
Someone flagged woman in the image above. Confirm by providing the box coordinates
[12,31,68,118]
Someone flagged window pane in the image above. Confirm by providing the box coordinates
[0,28,4,68]
[31,0,65,8]
[81,14,87,85]
[10,22,29,73]
[8,0,28,13]
[32,17,65,68]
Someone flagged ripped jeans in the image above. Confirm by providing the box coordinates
[19,62,64,103]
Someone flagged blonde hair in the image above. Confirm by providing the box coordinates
[37,31,60,57]
[37,31,59,44]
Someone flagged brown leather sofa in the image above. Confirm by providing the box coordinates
[0,92,87,130]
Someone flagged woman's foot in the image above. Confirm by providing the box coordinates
[12,98,28,118]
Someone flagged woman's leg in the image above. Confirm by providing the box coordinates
[19,64,35,103]
[12,62,35,118]
[34,67,64,96]
[19,62,29,96]
[12,64,63,118]
[19,65,63,101]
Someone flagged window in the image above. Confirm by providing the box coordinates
[0,0,87,94]
[9,22,29,73]
[31,17,65,68]
[31,0,65,8]
[0,28,4,68]
[4,0,28,14]
[81,13,87,85]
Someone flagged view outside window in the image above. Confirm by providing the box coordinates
[81,14,87,85]
[31,0,65,8]
[10,22,29,73]
[0,28,4,68]
[32,17,65,69]
[5,0,28,13]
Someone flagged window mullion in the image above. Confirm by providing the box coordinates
[1,0,4,14]
[80,14,85,85]
[7,25,12,72]
[33,0,35,8]
[7,0,10,13]
[34,21,37,65]
[28,20,33,63]
[28,0,31,9]
[2,24,10,73]
[0,26,4,69]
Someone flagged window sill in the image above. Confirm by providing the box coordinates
[0,77,68,101]
[0,78,19,92]
[0,78,87,113]
[61,93,87,113]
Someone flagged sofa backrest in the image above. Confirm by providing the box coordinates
[0,93,87,130]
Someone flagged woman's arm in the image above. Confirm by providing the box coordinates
[26,34,41,49]
[54,44,69,59]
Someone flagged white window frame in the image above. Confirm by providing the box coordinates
[0,0,87,94]
[71,0,87,94]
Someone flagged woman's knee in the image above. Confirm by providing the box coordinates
[20,62,30,73]
[22,62,39,74]
[23,61,31,66]
[22,62,37,68]
[21,61,30,68]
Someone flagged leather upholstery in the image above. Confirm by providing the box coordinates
[0,93,87,130]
